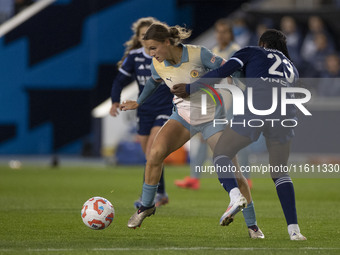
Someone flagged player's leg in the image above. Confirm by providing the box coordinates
[144,119,190,185]
[127,120,190,228]
[266,138,306,240]
[209,126,251,226]
[212,126,252,193]
[233,164,263,238]
[145,125,168,207]
[206,131,252,202]
[133,134,149,208]
[207,130,263,237]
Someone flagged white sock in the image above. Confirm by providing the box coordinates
[229,187,241,202]
[288,224,300,235]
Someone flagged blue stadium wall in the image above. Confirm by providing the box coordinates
[0,0,193,154]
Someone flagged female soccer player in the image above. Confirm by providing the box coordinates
[110,17,173,208]
[172,29,307,241]
[120,22,263,239]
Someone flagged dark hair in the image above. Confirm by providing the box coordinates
[143,22,191,46]
[259,29,291,60]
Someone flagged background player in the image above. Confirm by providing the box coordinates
[120,22,264,239]
[172,29,307,241]
[110,17,173,208]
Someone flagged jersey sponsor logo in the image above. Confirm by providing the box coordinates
[190,70,199,78]
[134,57,145,62]
[137,75,150,85]
[166,77,173,82]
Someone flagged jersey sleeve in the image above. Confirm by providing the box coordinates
[111,71,133,103]
[119,53,135,77]
[200,46,225,70]
[228,47,256,68]
[150,62,162,81]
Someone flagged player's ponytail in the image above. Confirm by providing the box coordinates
[143,22,192,46]
[259,29,291,61]
[118,17,158,68]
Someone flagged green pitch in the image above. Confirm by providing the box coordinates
[0,163,339,254]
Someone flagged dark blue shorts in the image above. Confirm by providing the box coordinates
[137,109,172,136]
[231,113,297,144]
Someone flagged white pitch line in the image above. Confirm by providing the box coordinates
[1,247,340,252]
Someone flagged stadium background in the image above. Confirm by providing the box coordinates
[1,1,340,254]
[0,0,340,160]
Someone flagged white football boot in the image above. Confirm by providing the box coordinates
[219,193,247,226]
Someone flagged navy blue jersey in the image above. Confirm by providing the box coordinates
[230,47,299,114]
[230,46,299,83]
[111,47,173,116]
[193,46,299,115]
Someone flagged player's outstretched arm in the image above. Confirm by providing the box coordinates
[180,58,243,97]
[120,77,161,111]
[110,102,121,116]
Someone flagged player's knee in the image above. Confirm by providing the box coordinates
[148,146,167,166]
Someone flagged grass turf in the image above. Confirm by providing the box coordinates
[0,163,339,254]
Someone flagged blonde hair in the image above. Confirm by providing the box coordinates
[143,22,192,46]
[118,17,158,67]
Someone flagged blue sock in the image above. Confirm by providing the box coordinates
[242,201,257,227]
[190,142,208,179]
[273,175,298,225]
[157,167,165,194]
[213,155,238,193]
[142,183,158,207]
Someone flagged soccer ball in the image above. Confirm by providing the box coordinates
[81,196,115,230]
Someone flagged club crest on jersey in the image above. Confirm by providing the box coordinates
[190,70,199,78]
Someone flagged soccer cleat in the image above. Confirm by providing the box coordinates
[219,194,247,226]
[174,176,200,190]
[133,197,142,209]
[127,205,156,229]
[155,193,169,208]
[248,225,265,239]
[290,231,307,241]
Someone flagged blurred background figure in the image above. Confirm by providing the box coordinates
[249,19,273,46]
[280,16,303,69]
[232,14,253,48]
[301,15,335,63]
[0,0,14,24]
[318,53,340,97]
[211,18,240,59]
[303,32,335,77]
